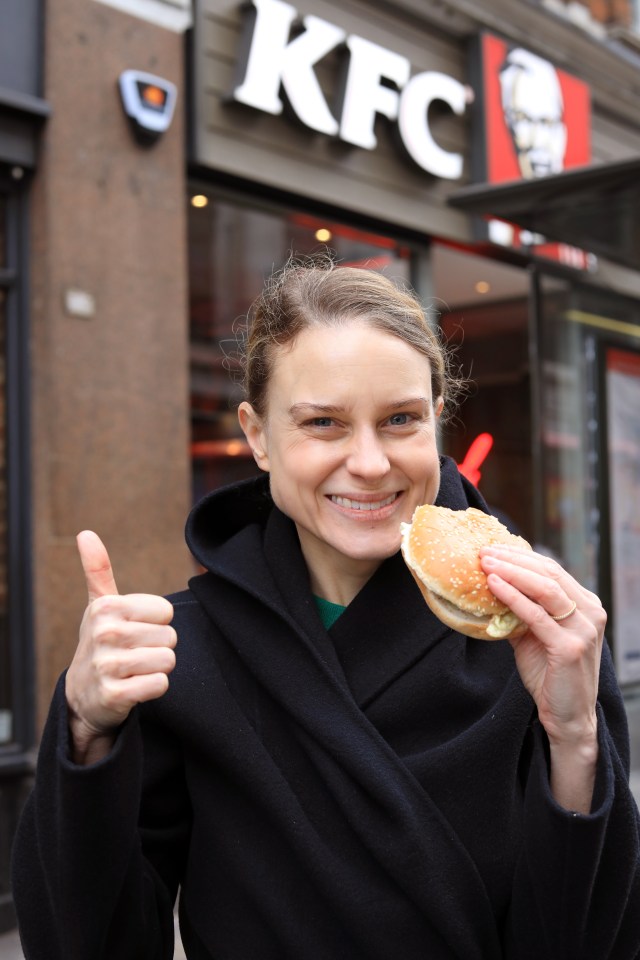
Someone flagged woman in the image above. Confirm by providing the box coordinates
[12,260,640,959]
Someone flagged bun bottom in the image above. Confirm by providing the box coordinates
[406,568,528,641]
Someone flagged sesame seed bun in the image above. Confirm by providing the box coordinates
[400,505,532,640]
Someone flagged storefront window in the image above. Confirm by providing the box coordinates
[188,191,412,500]
[537,275,603,591]
[0,196,10,745]
[538,275,640,681]
[432,244,534,543]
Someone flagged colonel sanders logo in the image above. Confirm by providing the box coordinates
[472,34,592,265]
[499,48,568,180]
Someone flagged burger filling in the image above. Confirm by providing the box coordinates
[486,610,522,639]
[430,590,523,639]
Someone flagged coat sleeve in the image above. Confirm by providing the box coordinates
[505,642,640,960]
[11,673,190,960]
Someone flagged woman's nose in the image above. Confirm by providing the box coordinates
[346,430,391,479]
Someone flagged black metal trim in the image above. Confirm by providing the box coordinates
[447,158,640,270]
[2,177,35,755]
[0,85,50,120]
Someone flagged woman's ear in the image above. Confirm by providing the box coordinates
[434,395,445,420]
[238,401,270,472]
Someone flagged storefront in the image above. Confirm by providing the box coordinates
[0,0,47,931]
[0,0,638,937]
[187,0,640,684]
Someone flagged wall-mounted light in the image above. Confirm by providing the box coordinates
[191,194,209,208]
[119,69,177,145]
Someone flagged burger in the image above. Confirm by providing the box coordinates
[400,504,532,640]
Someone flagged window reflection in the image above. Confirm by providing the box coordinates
[188,193,412,500]
[0,280,10,745]
[0,195,5,265]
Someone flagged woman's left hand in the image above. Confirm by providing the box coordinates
[479,545,606,811]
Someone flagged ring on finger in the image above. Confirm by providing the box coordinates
[550,600,577,622]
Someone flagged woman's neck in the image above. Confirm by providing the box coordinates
[300,543,383,607]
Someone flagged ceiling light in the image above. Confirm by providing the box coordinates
[315,228,332,242]
[191,194,209,208]
[475,280,490,294]
[225,439,245,456]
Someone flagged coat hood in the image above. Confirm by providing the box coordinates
[185,455,488,572]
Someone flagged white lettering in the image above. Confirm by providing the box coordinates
[233,0,345,135]
[232,0,467,180]
[398,72,465,179]
[339,36,410,150]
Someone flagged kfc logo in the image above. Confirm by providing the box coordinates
[499,48,568,180]
[231,0,470,180]
[471,33,592,265]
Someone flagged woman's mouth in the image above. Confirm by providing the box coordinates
[329,492,399,511]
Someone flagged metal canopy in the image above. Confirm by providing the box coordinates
[448,156,640,270]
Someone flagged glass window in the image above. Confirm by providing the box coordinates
[537,275,640,600]
[188,191,412,500]
[432,244,533,543]
[0,194,10,745]
[0,194,5,265]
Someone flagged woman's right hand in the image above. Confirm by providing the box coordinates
[65,531,177,764]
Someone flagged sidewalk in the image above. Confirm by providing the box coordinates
[0,926,23,960]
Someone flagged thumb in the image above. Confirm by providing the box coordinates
[76,530,119,602]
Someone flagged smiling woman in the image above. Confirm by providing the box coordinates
[236,259,454,603]
[12,256,640,960]
[238,319,444,605]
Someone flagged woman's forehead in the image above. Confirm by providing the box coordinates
[273,320,431,371]
[267,322,434,402]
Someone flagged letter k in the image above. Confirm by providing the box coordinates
[233,0,345,135]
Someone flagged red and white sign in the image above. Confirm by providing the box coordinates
[471,33,593,268]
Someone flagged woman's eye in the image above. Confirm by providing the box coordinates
[309,417,335,428]
[388,412,412,426]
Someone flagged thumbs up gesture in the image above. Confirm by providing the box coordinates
[65,531,177,764]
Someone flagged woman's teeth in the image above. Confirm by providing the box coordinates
[330,493,397,511]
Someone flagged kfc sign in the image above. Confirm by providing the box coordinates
[471,33,593,266]
[232,0,469,179]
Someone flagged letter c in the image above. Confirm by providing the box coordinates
[397,71,466,180]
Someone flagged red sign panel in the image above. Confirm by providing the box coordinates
[471,34,592,266]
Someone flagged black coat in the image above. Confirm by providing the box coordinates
[12,458,640,959]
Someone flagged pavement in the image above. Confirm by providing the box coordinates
[0,925,23,959]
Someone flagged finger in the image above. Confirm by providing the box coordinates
[484,570,571,634]
[88,617,177,651]
[99,644,177,680]
[482,555,573,615]
[104,672,171,708]
[77,530,119,602]
[89,593,175,627]
[480,546,593,602]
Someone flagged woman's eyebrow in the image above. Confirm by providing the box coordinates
[288,402,344,417]
[289,397,431,417]
[388,396,430,409]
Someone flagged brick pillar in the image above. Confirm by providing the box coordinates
[30,0,192,725]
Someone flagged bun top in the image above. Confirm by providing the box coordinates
[401,505,531,618]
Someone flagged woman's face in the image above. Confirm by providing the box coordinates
[239,321,443,592]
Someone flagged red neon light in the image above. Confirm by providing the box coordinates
[457,433,494,487]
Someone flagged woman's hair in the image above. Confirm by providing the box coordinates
[240,254,460,419]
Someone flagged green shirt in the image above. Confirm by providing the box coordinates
[313,595,346,630]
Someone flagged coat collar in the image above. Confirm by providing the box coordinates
[190,455,487,709]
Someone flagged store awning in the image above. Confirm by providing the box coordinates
[448,156,640,270]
